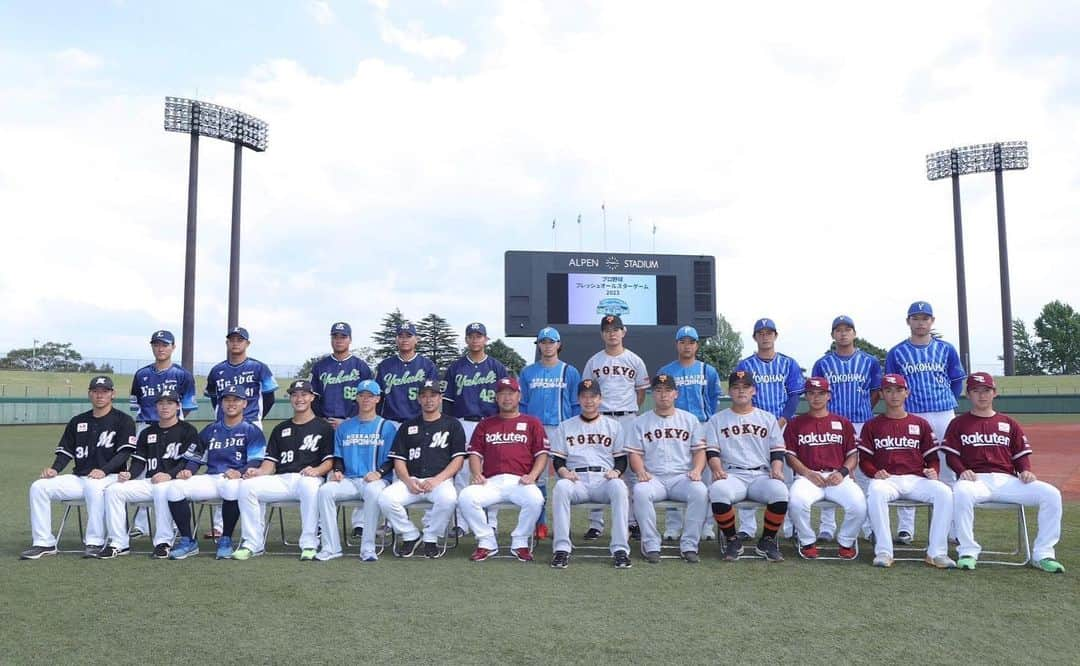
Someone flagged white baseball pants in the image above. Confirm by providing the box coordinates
[378,478,458,543]
[551,474,629,554]
[633,474,708,554]
[788,475,866,547]
[458,474,544,551]
[318,477,388,558]
[953,472,1062,561]
[239,473,323,553]
[867,474,952,558]
[29,474,116,547]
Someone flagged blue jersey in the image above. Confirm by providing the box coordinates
[310,354,373,419]
[205,358,278,424]
[128,363,197,423]
[656,359,722,422]
[811,350,882,424]
[376,354,439,422]
[736,353,804,419]
[885,339,965,414]
[188,420,266,474]
[519,361,582,426]
[334,415,398,478]
[443,355,507,419]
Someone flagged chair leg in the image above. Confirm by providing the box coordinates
[57,504,73,548]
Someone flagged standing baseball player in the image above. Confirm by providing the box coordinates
[548,378,631,569]
[858,374,955,568]
[626,373,708,563]
[378,379,468,559]
[22,376,136,560]
[519,326,581,539]
[701,370,789,562]
[810,315,882,541]
[232,380,335,561]
[315,380,397,562]
[943,372,1064,573]
[783,377,865,559]
[885,301,965,544]
[375,321,439,425]
[98,390,200,558]
[458,377,549,562]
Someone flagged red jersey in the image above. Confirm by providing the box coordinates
[784,412,856,471]
[468,413,549,477]
[942,412,1032,475]
[857,413,938,477]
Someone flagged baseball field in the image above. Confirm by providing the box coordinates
[1,422,1077,665]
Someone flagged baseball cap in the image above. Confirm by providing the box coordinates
[286,379,318,395]
[227,326,250,340]
[907,301,934,317]
[805,376,831,392]
[219,385,247,400]
[600,314,624,330]
[88,375,114,390]
[675,325,699,341]
[753,318,777,334]
[418,379,441,394]
[355,379,381,396]
[831,316,855,331]
[330,322,352,337]
[882,374,908,389]
[728,370,755,387]
[535,326,561,343]
[495,377,520,393]
[966,372,996,391]
[577,379,602,396]
[397,322,417,336]
[651,373,676,390]
[150,330,175,345]
[155,389,181,403]
[465,322,487,336]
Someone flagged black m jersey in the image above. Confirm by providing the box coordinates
[388,415,467,479]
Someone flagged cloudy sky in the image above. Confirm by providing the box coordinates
[2,0,1077,375]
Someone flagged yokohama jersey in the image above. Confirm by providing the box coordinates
[700,408,784,470]
[811,351,882,424]
[736,353,804,418]
[376,354,439,422]
[188,420,266,474]
[130,421,200,478]
[265,419,335,474]
[468,414,549,477]
[783,413,857,471]
[582,349,649,412]
[551,414,625,471]
[942,412,1032,475]
[129,363,198,423]
[55,408,137,476]
[389,415,468,479]
[310,354,373,419]
[885,339,965,413]
[624,409,703,476]
[857,413,937,476]
[443,355,507,419]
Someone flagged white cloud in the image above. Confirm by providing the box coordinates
[52,48,104,72]
[307,1,335,26]
[377,18,466,61]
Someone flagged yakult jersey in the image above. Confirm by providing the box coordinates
[53,408,137,476]
[581,349,649,412]
[188,420,267,474]
[624,409,703,476]
[656,359,722,422]
[205,358,278,423]
[783,413,857,471]
[885,339,965,414]
[129,363,198,423]
[519,361,582,426]
[265,418,335,474]
[443,355,507,419]
[857,413,937,477]
[736,353,804,418]
[700,408,785,470]
[811,350,882,424]
[310,354,373,419]
[376,354,439,422]
[129,421,200,478]
[333,415,398,478]
[550,414,625,471]
[468,413,549,477]
[389,415,468,479]
[942,412,1032,475]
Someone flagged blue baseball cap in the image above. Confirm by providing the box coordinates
[355,379,381,397]
[227,326,250,340]
[150,330,175,345]
[535,326,561,343]
[397,322,417,336]
[907,301,934,317]
[220,385,247,400]
[675,325,699,341]
[465,322,487,336]
[753,318,777,333]
[330,322,352,336]
[831,315,855,331]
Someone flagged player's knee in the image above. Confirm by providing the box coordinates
[553,478,573,499]
[608,479,628,500]
[688,482,707,502]
[632,483,653,503]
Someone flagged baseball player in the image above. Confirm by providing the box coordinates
[810,315,882,540]
[375,321,439,424]
[885,301,965,544]
[548,378,631,569]
[656,325,722,541]
[943,372,1064,573]
[858,374,955,568]
[315,380,397,562]
[581,314,649,539]
[626,373,708,563]
[378,379,468,559]
[734,318,804,539]
[518,325,582,539]
[458,377,549,562]
[97,390,200,558]
[232,380,335,561]
[783,377,865,559]
[162,385,266,560]
[701,370,789,562]
[22,376,136,560]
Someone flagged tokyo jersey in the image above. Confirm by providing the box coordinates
[656,359,722,422]
[942,412,1032,475]
[885,339,965,413]
[811,350,882,424]
[265,418,335,474]
[129,421,200,478]
[443,355,507,419]
[550,414,625,470]
[519,361,582,426]
[581,349,649,412]
[310,354,373,419]
[468,413,549,477]
[783,413,857,471]
[389,415,468,479]
[700,408,784,470]
[54,409,137,476]
[188,420,267,474]
[624,409,703,476]
[857,413,937,476]
[205,358,278,423]
[333,415,398,478]
[128,364,197,423]
[736,353,804,418]
[376,354,439,421]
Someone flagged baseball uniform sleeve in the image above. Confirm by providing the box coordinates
[448,419,468,457]
[623,418,644,455]
[318,421,336,462]
[632,354,649,390]
[1010,419,1033,473]
[179,372,198,413]
[128,429,151,478]
[868,357,883,391]
[611,420,626,457]
[442,363,458,406]
[811,358,824,378]
[263,426,283,465]
[128,376,140,414]
[332,424,347,471]
[245,425,267,466]
[550,423,568,459]
[582,355,597,381]
[467,420,486,458]
[705,363,722,412]
[387,423,407,462]
[53,420,77,469]
[530,418,549,457]
[783,417,799,457]
[518,366,533,414]
[259,363,278,393]
[919,419,940,472]
[566,364,582,417]
[310,360,326,418]
[204,373,218,402]
[884,347,899,375]
[942,418,965,475]
[766,414,786,454]
[378,420,399,468]
[842,417,857,458]
[785,358,805,396]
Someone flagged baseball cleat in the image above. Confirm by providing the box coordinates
[680,551,700,564]
[925,555,957,569]
[127,527,147,539]
[514,547,534,562]
[873,555,894,568]
[722,536,744,561]
[1033,558,1065,574]
[299,548,317,562]
[643,551,661,564]
[170,537,200,560]
[423,542,442,559]
[315,550,342,562]
[214,536,235,560]
[152,543,171,559]
[230,545,262,561]
[469,547,496,562]
[613,550,632,569]
[550,551,570,568]
[895,530,913,545]
[534,524,549,540]
[83,544,105,559]
[93,545,130,559]
[628,524,641,540]
[20,545,58,560]
[755,536,784,562]
[837,544,858,560]
[736,531,752,542]
[957,556,977,570]
[582,528,603,541]
[361,554,378,562]
[351,526,363,540]
[817,531,835,543]
[799,543,820,559]
[396,538,421,558]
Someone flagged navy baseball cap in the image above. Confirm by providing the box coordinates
[753,318,777,333]
[418,379,441,394]
[88,375,114,390]
[676,325,699,341]
[150,330,175,345]
[577,379,602,396]
[330,322,352,336]
[397,322,417,336]
[465,322,487,336]
[227,326,250,340]
[907,301,934,317]
[219,385,247,399]
[651,373,677,390]
[535,326,561,343]
[155,389,181,403]
[600,314,624,330]
[831,315,855,331]
[355,379,381,397]
[287,379,318,395]
[728,370,755,387]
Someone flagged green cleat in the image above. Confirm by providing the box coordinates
[231,546,257,561]
[1033,558,1065,574]
[957,556,977,570]
[300,548,317,561]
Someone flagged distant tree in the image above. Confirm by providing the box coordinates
[79,361,114,373]
[371,309,408,361]
[829,337,888,366]
[1034,300,1080,375]
[0,341,83,371]
[486,339,526,376]
[698,313,743,378]
[298,355,322,379]
[999,319,1044,376]
[416,313,459,372]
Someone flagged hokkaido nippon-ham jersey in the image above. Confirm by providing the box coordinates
[783,412,857,471]
[468,413,549,477]
[942,412,1032,475]
[857,413,937,476]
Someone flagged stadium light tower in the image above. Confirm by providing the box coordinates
[164,97,269,371]
[926,141,1028,376]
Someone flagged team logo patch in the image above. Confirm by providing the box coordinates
[77,423,88,432]
[282,428,292,437]
[831,421,842,430]
[515,422,528,431]
[408,425,419,435]
[998,422,1011,432]
[908,424,920,435]
[148,434,158,443]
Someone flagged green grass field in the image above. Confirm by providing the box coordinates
[0,424,1077,664]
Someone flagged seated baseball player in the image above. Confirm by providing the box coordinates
[315,380,397,562]
[859,374,955,569]
[378,379,468,559]
[943,372,1064,573]
[232,380,334,561]
[549,378,632,569]
[626,373,708,564]
[98,390,200,558]
[458,377,549,562]
[163,385,266,560]
[22,376,136,560]
[701,370,789,562]
[783,377,865,559]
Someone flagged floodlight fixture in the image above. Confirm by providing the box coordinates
[164,96,268,151]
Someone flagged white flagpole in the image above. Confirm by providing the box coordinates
[601,202,607,251]
[652,222,657,252]
[577,214,583,251]
[628,216,632,251]
[552,217,557,250]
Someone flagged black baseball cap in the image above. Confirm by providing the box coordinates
[287,379,318,395]
[651,373,676,390]
[600,314,624,330]
[155,390,181,403]
[728,370,755,387]
[577,379,602,396]
[88,375,114,390]
[418,379,441,394]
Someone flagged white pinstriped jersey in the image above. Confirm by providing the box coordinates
[700,407,784,470]
[582,349,649,412]
[551,414,624,470]
[624,408,703,475]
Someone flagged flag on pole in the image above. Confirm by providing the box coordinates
[552,218,556,229]
[577,214,582,225]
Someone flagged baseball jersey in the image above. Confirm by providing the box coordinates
[885,339,965,413]
[656,359,722,422]
[389,414,468,479]
[942,412,1032,475]
[128,421,201,478]
[783,413,857,471]
[736,353,804,418]
[128,363,197,423]
[333,415,398,478]
[468,413,549,477]
[188,420,267,474]
[581,349,649,412]
[811,350,882,424]
[376,354,439,421]
[53,408,137,476]
[519,361,582,426]
[205,358,278,423]
[624,409,703,476]
[265,418,335,474]
[857,413,937,477]
[551,414,625,471]
[700,408,785,470]
[443,354,507,419]
[310,354,373,419]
